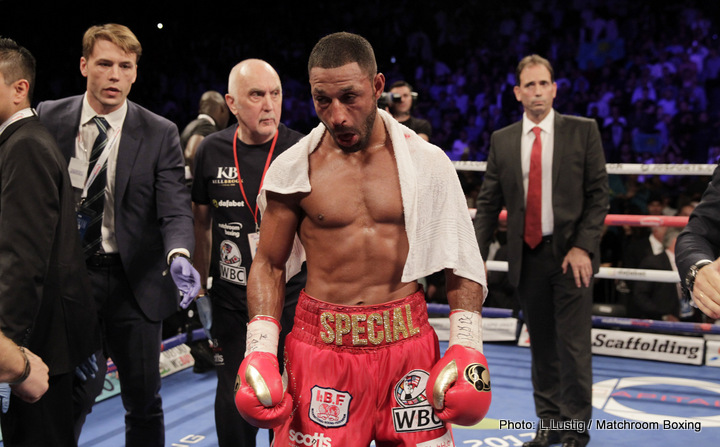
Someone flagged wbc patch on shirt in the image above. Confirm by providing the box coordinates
[218,239,246,285]
[392,369,444,433]
[309,386,352,428]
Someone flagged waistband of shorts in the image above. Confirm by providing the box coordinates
[291,289,431,350]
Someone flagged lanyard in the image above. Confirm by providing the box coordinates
[232,127,278,231]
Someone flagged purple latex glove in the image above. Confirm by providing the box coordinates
[170,255,201,308]
[74,353,98,382]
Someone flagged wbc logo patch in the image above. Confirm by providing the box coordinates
[309,386,352,428]
[392,370,443,432]
[218,240,246,285]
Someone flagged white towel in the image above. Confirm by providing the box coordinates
[259,109,487,297]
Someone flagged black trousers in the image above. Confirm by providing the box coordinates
[211,288,298,447]
[516,238,593,445]
[1,372,76,446]
[74,260,164,447]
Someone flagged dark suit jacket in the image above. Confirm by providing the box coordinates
[676,165,720,282]
[630,252,680,320]
[622,236,653,270]
[0,116,98,375]
[37,96,194,321]
[475,112,609,287]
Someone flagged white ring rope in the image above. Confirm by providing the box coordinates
[486,260,680,283]
[454,161,717,175]
[594,267,680,283]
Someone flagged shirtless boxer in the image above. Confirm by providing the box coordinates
[234,32,491,447]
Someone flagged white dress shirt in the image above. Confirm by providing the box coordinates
[76,93,127,254]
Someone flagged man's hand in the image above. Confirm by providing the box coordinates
[11,348,49,403]
[169,255,201,308]
[562,247,593,288]
[692,258,720,319]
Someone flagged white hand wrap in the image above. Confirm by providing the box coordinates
[448,309,483,353]
[245,316,281,356]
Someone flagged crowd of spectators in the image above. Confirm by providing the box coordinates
[120,2,720,214]
[19,2,719,167]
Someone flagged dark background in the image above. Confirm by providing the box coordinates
[3,0,720,163]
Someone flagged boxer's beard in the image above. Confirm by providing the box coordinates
[326,106,377,153]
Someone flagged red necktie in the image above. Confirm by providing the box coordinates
[524,126,543,248]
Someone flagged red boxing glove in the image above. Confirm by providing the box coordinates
[235,315,292,428]
[234,351,293,428]
[427,344,491,426]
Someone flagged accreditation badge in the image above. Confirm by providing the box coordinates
[68,157,89,189]
[76,207,96,239]
[248,232,260,260]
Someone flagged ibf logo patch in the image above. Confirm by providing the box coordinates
[309,386,352,428]
[392,369,443,433]
[218,240,246,285]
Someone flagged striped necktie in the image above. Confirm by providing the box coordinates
[81,116,109,256]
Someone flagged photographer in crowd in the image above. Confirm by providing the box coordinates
[382,80,432,141]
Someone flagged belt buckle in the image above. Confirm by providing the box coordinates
[88,252,118,267]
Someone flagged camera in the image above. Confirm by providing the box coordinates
[378,92,401,109]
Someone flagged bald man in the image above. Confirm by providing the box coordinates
[190,59,306,446]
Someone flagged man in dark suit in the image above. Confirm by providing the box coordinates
[36,24,200,446]
[677,166,720,320]
[0,37,99,446]
[621,194,667,272]
[475,54,608,447]
[630,228,682,321]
